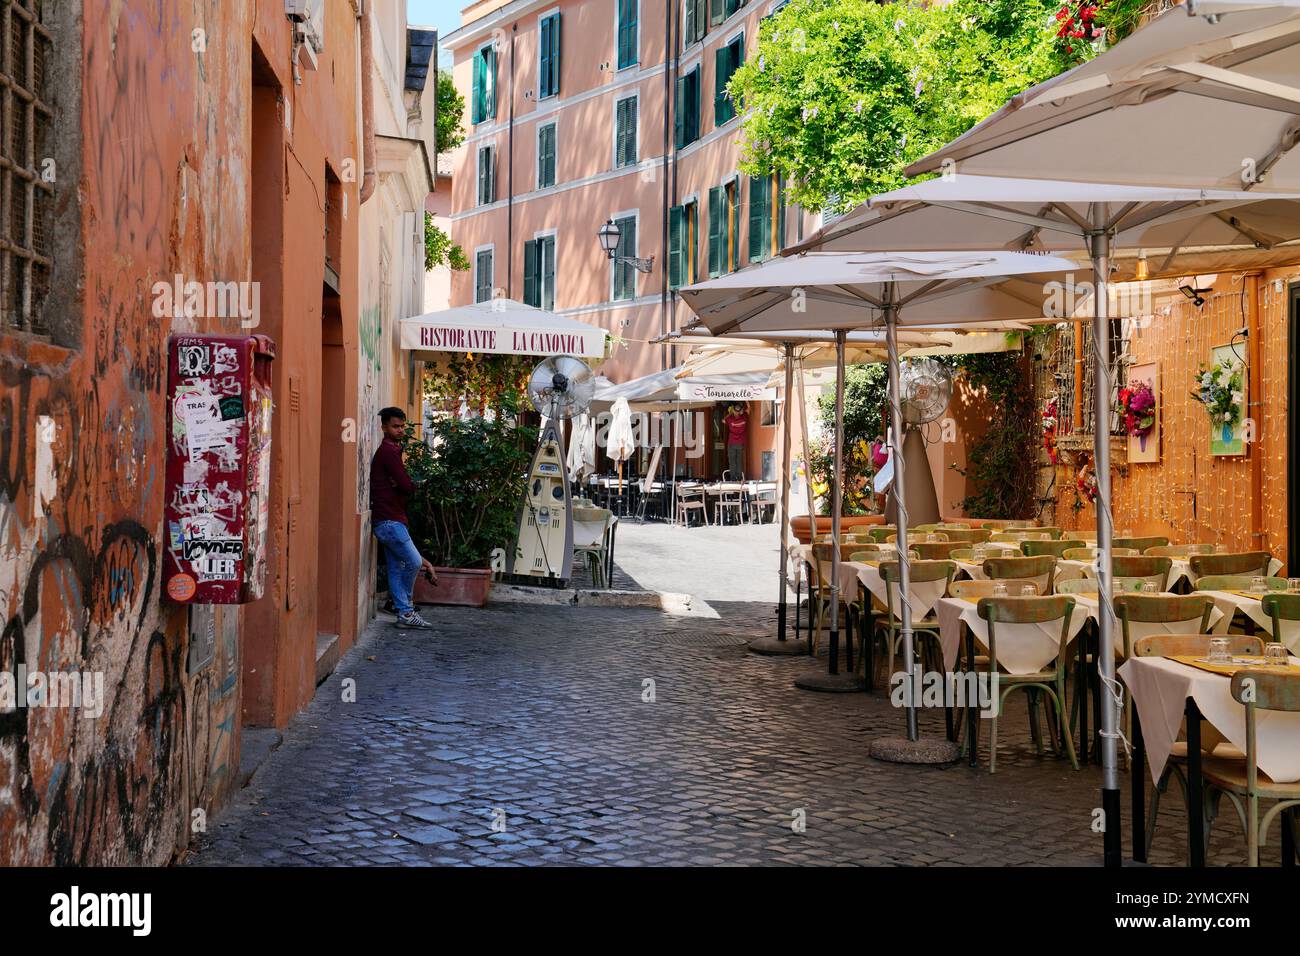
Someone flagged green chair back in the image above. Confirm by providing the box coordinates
[1021,539,1086,559]
[951,579,1000,600]
[982,555,1057,594]
[1231,669,1300,711]
[1057,578,1098,595]
[1260,592,1300,633]
[1188,551,1273,580]
[1195,575,1287,592]
[940,528,992,544]
[1115,594,1213,657]
[880,559,955,585]
[1114,536,1169,553]
[977,594,1074,625]
[849,549,882,562]
[868,527,898,544]
[913,541,966,561]
[1110,555,1173,591]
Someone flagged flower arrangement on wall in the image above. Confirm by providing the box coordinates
[1073,457,1098,513]
[1117,380,1156,450]
[1190,349,1246,456]
[1041,399,1060,465]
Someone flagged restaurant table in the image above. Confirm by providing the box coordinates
[1120,653,1300,865]
[1200,589,1300,653]
[1056,556,1283,590]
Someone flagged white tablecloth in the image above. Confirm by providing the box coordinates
[935,597,1088,675]
[1201,590,1300,652]
[1120,655,1300,784]
[851,562,948,623]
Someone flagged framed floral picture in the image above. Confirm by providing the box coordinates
[1193,344,1247,457]
[1119,362,1159,464]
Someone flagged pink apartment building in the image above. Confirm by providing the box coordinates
[443,0,814,480]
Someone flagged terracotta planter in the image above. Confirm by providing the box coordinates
[412,566,492,608]
[791,514,885,544]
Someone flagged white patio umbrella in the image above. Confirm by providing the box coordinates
[893,3,1300,868]
[1187,1,1300,18]
[567,413,596,483]
[604,397,636,505]
[681,251,1079,714]
[907,5,1300,192]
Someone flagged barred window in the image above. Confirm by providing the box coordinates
[1,0,53,335]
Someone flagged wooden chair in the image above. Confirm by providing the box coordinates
[675,486,709,527]
[1204,670,1300,866]
[1147,544,1222,558]
[951,579,1001,599]
[848,548,882,562]
[1132,633,1263,857]
[868,526,898,544]
[1114,536,1170,553]
[913,541,967,561]
[807,543,849,651]
[1111,555,1174,592]
[937,522,972,530]
[1062,546,1138,561]
[1033,527,1064,540]
[982,555,1057,595]
[950,546,1017,561]
[1115,594,1215,659]
[1057,578,1098,594]
[1188,551,1274,585]
[876,560,955,687]
[1261,593,1300,641]
[887,532,948,543]
[975,595,1080,773]
[1021,539,1087,559]
[1195,575,1287,593]
[912,523,943,533]
[941,528,993,544]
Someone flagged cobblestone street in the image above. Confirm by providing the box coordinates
[185,532,1271,866]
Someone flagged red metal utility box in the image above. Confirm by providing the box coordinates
[163,334,275,604]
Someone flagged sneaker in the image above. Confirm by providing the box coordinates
[395,610,434,630]
[382,598,396,615]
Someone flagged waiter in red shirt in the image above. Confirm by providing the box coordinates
[723,404,748,479]
[371,407,438,630]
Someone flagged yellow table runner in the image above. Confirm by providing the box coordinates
[1170,655,1300,677]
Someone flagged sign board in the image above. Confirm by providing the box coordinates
[675,383,776,402]
[401,321,606,359]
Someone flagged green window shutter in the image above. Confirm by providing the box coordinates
[674,76,686,150]
[616,98,636,167]
[476,251,492,303]
[541,236,556,311]
[540,14,561,97]
[776,175,786,253]
[707,186,722,278]
[710,0,724,27]
[728,182,740,272]
[523,239,539,307]
[485,47,497,119]
[748,175,765,262]
[472,52,482,123]
[682,67,699,146]
[726,0,741,17]
[683,0,696,50]
[614,216,636,300]
[487,147,496,202]
[668,205,684,289]
[714,46,727,125]
[477,147,487,204]
[617,0,637,69]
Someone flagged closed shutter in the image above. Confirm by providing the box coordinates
[710,0,724,27]
[476,251,492,303]
[614,217,636,300]
[538,124,555,187]
[727,181,740,272]
[707,186,722,278]
[472,51,483,123]
[616,98,636,167]
[540,15,561,98]
[714,46,728,125]
[726,0,741,17]
[523,239,539,307]
[477,147,488,205]
[668,205,684,289]
[748,174,769,262]
[486,147,495,202]
[674,76,686,150]
[776,175,786,254]
[541,236,556,311]
[617,0,637,69]
[678,67,699,146]
[684,0,697,49]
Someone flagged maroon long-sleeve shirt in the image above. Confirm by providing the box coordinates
[369,436,416,524]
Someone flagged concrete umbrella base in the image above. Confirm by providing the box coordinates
[868,736,961,765]
[748,636,810,656]
[793,670,868,693]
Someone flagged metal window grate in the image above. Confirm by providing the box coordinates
[0,0,53,335]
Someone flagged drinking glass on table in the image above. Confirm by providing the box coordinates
[1265,643,1289,666]
[1141,581,1159,594]
[1250,576,1267,595]
[993,582,1008,597]
[1208,637,1232,664]
[1019,583,1038,597]
[1289,578,1300,593]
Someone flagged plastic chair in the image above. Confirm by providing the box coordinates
[1204,670,1300,866]
[975,596,1080,773]
[982,555,1057,595]
[1188,551,1274,585]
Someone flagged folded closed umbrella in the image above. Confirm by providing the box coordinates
[605,398,635,465]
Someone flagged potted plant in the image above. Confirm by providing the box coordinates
[400,359,537,607]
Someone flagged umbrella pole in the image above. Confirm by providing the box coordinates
[795,332,864,692]
[885,302,919,741]
[868,295,957,763]
[670,413,679,525]
[1091,219,1122,868]
[750,344,807,656]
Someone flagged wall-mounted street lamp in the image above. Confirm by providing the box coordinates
[597,219,654,274]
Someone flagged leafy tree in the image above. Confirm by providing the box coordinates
[732,0,1071,213]
[435,70,466,154]
[425,212,469,272]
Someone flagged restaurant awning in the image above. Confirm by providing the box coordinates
[399,300,608,360]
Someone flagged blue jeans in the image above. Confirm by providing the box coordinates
[374,520,422,615]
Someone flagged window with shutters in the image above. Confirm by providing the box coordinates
[668,200,697,290]
[476,144,496,205]
[537,122,556,189]
[708,182,739,278]
[1,0,52,335]
[523,234,556,311]
[682,0,705,49]
[611,215,637,301]
[471,43,497,124]
[616,0,638,70]
[539,12,561,99]
[614,95,637,169]
[674,66,700,150]
[714,33,743,126]
[474,248,494,303]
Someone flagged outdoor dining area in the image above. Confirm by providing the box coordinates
[670,3,1300,868]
